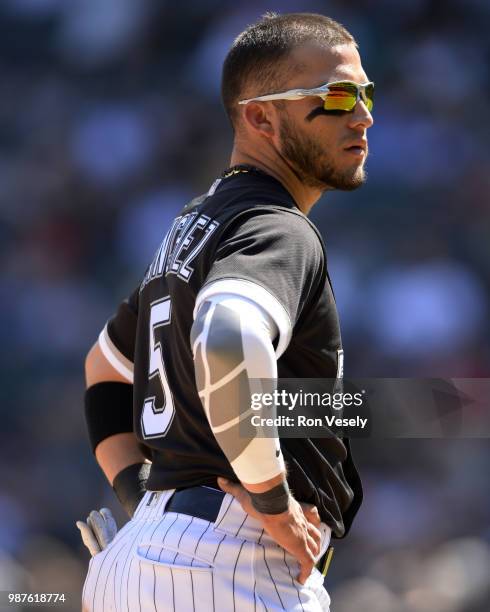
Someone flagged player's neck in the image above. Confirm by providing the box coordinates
[229,146,322,215]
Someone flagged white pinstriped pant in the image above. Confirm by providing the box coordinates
[82,489,332,611]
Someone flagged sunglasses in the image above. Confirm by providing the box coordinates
[239,80,374,113]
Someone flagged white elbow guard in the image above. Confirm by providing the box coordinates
[191,292,285,483]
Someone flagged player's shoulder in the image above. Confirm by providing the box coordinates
[180,171,326,258]
[233,204,322,243]
[233,203,325,251]
[203,185,320,239]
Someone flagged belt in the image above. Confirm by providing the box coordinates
[165,486,225,523]
[163,485,334,577]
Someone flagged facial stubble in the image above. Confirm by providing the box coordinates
[279,115,367,192]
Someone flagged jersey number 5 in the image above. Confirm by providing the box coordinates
[141,297,175,439]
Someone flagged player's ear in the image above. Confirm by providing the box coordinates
[241,102,275,139]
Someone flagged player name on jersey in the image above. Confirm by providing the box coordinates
[141,212,220,290]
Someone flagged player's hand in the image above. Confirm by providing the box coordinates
[76,508,117,557]
[218,478,321,584]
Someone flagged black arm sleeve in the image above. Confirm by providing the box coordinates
[203,208,324,328]
[98,286,140,380]
[105,286,140,361]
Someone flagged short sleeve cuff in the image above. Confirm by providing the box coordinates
[99,324,134,383]
[194,278,292,358]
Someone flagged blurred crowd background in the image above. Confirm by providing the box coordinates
[0,0,489,610]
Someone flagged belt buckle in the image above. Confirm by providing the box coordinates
[320,546,334,578]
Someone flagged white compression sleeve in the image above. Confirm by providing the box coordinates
[191,292,285,484]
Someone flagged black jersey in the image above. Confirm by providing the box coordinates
[100,169,362,538]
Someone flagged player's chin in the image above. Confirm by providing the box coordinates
[322,167,367,191]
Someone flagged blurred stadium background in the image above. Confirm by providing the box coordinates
[0,0,489,610]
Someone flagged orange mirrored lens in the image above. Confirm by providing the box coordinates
[365,84,374,111]
[323,83,374,112]
[323,89,357,111]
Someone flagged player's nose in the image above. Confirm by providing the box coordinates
[347,100,374,129]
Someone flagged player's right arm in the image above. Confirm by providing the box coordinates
[190,208,327,582]
[191,291,321,583]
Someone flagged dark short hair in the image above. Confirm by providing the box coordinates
[221,12,357,130]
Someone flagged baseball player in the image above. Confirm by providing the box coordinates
[79,12,372,611]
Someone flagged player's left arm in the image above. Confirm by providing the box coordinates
[78,289,149,555]
[85,341,148,486]
[78,341,149,556]
[84,338,150,518]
